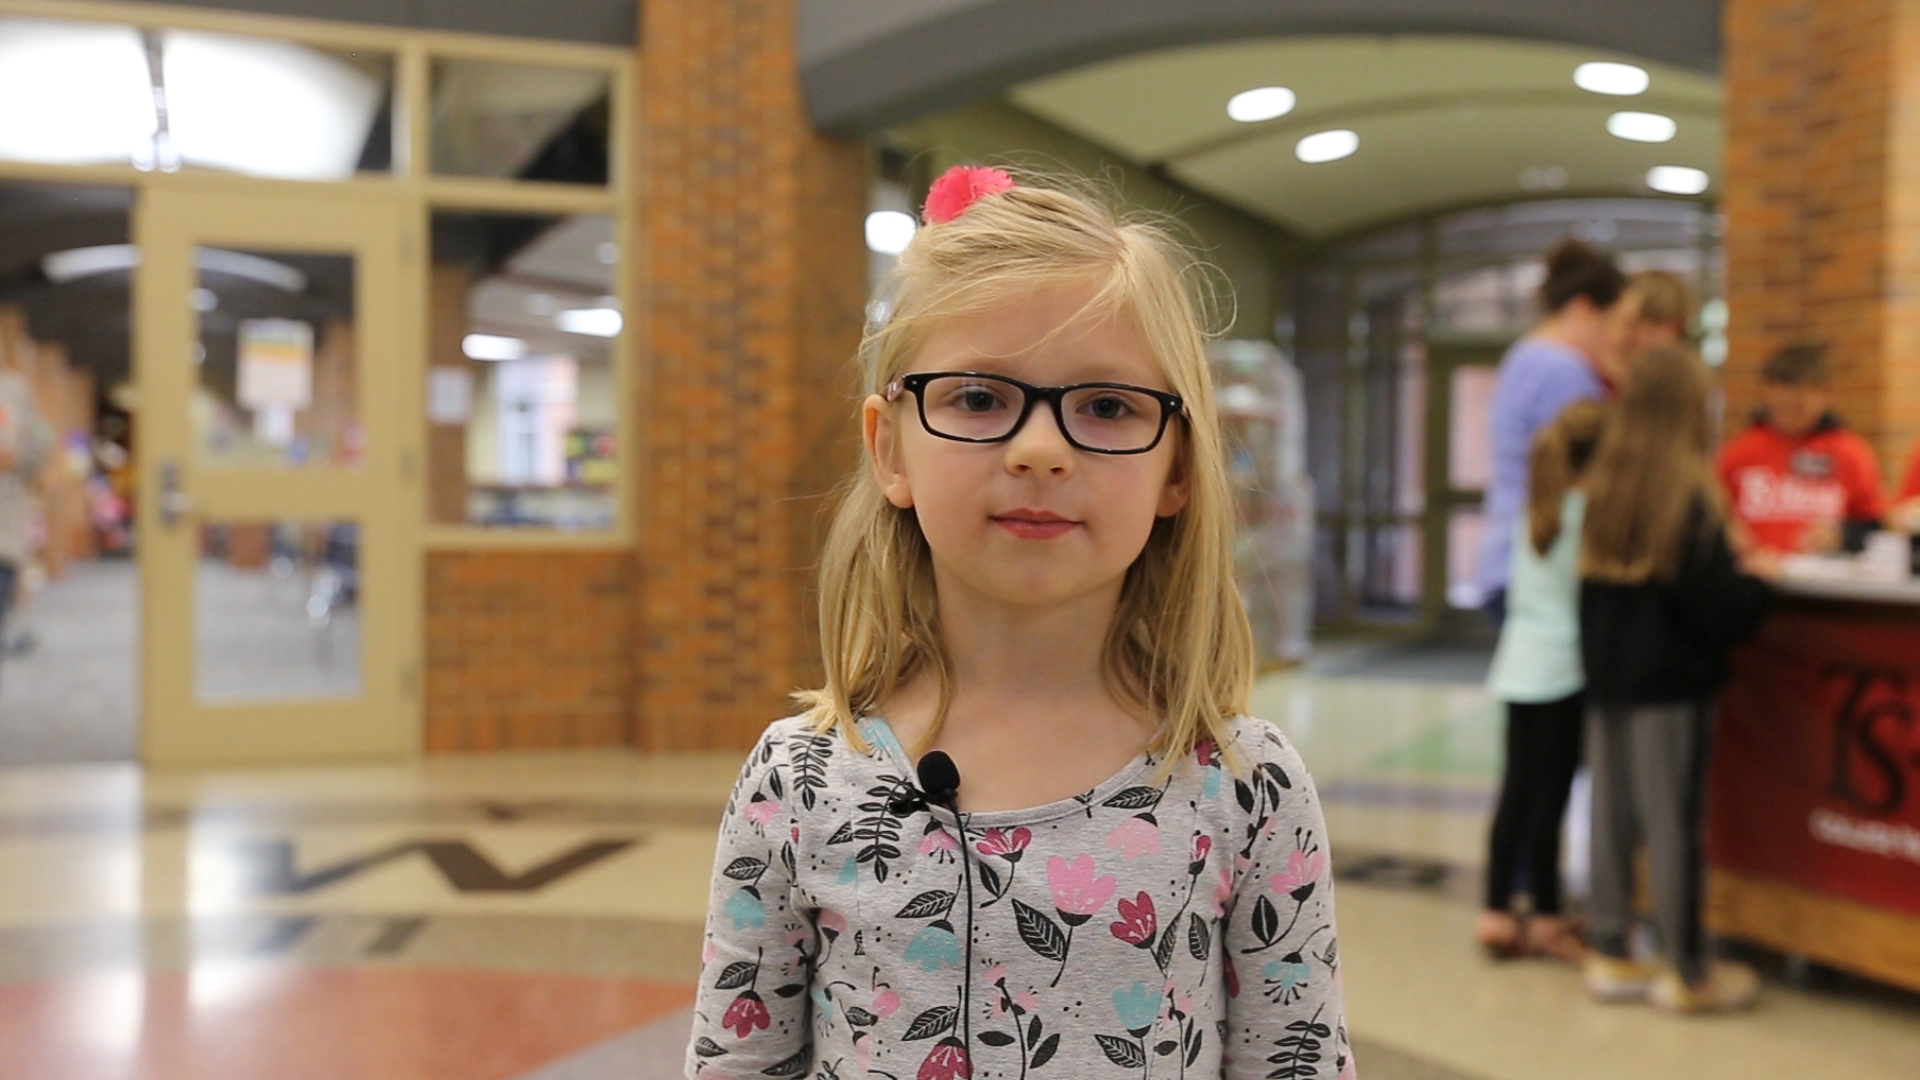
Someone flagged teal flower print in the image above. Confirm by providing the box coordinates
[838,855,860,885]
[904,921,963,971]
[1264,957,1312,990]
[724,886,766,930]
[1112,980,1159,1035]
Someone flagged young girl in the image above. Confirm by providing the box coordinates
[1479,401,1607,962]
[1578,346,1773,1013]
[686,167,1351,1080]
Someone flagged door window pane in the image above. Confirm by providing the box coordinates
[196,519,360,702]
[196,248,360,469]
[1448,365,1497,492]
[431,59,611,184]
[429,211,618,530]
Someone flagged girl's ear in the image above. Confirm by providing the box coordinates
[1155,436,1191,518]
[863,393,915,509]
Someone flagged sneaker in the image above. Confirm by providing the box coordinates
[1649,961,1760,1014]
[1584,954,1659,1002]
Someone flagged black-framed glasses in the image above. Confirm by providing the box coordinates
[885,371,1186,455]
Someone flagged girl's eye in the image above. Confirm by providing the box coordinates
[1081,394,1137,421]
[949,385,1009,412]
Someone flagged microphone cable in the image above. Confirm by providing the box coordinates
[915,751,974,1062]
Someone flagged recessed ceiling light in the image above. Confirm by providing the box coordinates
[1575,62,1649,96]
[191,287,218,313]
[1607,111,1676,143]
[462,333,527,362]
[865,210,917,256]
[0,19,157,167]
[596,241,619,265]
[1296,129,1358,164]
[1227,86,1296,124]
[557,307,623,338]
[1647,165,1709,195]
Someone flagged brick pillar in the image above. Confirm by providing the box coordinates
[635,0,869,751]
[1723,0,1920,469]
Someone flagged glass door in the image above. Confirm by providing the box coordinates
[134,186,418,765]
[1422,340,1507,623]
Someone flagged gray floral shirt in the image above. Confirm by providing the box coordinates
[686,715,1353,1080]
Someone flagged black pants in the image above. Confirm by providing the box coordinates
[1484,692,1585,915]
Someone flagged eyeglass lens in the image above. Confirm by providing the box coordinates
[918,374,1166,452]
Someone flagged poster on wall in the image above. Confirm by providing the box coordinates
[236,318,314,411]
[1709,606,1920,917]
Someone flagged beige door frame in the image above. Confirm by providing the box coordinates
[134,184,421,766]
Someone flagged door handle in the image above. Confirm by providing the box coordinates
[159,460,194,528]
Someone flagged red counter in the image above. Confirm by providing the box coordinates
[1707,578,1920,991]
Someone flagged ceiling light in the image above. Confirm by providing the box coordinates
[1295,129,1358,164]
[1607,111,1676,143]
[557,308,623,337]
[195,248,307,292]
[42,244,139,282]
[865,210,917,256]
[462,333,528,362]
[1227,86,1296,123]
[192,287,218,313]
[1647,165,1710,195]
[42,245,308,292]
[0,18,157,166]
[596,241,619,265]
[1575,62,1649,96]
[162,30,382,181]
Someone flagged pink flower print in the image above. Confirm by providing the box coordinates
[1104,815,1162,861]
[1046,854,1118,925]
[1224,954,1241,999]
[918,1037,972,1080]
[872,987,901,1018]
[785,926,810,949]
[696,1068,736,1080]
[1192,834,1212,863]
[702,939,718,965]
[919,825,958,858]
[1013,990,1040,1012]
[1196,740,1217,767]
[983,965,1008,986]
[722,991,770,1038]
[742,797,780,827]
[818,908,848,938]
[1109,891,1158,947]
[1269,848,1327,901]
[976,827,1032,860]
[1176,991,1195,1016]
[1212,864,1234,917]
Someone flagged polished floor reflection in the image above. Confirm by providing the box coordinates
[0,654,1914,1078]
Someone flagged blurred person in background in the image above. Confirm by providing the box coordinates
[1606,270,1693,379]
[1480,400,1608,962]
[1717,343,1885,556]
[1891,436,1920,533]
[1578,346,1775,1014]
[1478,239,1627,621]
[0,364,51,666]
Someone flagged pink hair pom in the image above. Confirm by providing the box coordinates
[922,165,1017,224]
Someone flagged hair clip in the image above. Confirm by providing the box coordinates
[923,165,1016,224]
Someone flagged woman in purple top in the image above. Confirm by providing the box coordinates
[1476,240,1627,618]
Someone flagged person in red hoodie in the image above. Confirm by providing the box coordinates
[1717,343,1886,555]
[1893,439,1920,533]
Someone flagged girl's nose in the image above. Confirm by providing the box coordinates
[1004,401,1075,475]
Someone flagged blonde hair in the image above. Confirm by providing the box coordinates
[1625,270,1695,334]
[1581,345,1722,582]
[793,174,1254,766]
[1527,400,1607,556]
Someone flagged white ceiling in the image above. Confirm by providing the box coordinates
[1009,35,1721,238]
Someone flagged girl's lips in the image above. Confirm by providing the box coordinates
[992,514,1078,540]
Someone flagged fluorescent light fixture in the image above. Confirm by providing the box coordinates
[596,241,619,266]
[1646,165,1710,195]
[162,30,382,181]
[41,244,308,292]
[0,18,156,166]
[192,287,218,313]
[1607,111,1676,143]
[557,308,623,337]
[1574,62,1649,96]
[865,210,917,256]
[462,333,528,361]
[1227,86,1296,123]
[1296,129,1358,164]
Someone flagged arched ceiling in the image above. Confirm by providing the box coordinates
[1004,35,1721,239]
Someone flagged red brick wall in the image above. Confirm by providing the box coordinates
[424,551,635,751]
[635,0,868,752]
[1723,0,1919,473]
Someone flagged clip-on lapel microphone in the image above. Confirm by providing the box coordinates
[894,751,974,1066]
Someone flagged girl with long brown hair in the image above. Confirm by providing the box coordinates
[1577,345,1774,1014]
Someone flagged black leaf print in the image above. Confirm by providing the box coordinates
[790,734,833,811]
[1188,913,1212,962]
[1265,1010,1331,1080]
[774,983,806,998]
[844,1007,878,1027]
[1028,1015,1043,1045]
[1030,1033,1061,1069]
[767,769,785,800]
[1101,786,1161,810]
[1250,894,1280,947]
[780,842,796,879]
[903,1005,959,1041]
[853,776,910,883]
[978,1031,1017,1047]
[827,820,856,845]
[1153,919,1178,971]
[694,1037,728,1058]
[1184,1027,1204,1068]
[1290,879,1317,903]
[1259,761,1292,791]
[1234,779,1256,814]
[714,961,758,990]
[1155,1040,1179,1057]
[1012,898,1069,962]
[723,857,767,881]
[762,1046,810,1077]
[895,890,957,920]
[977,860,1004,898]
[1096,1034,1146,1069]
